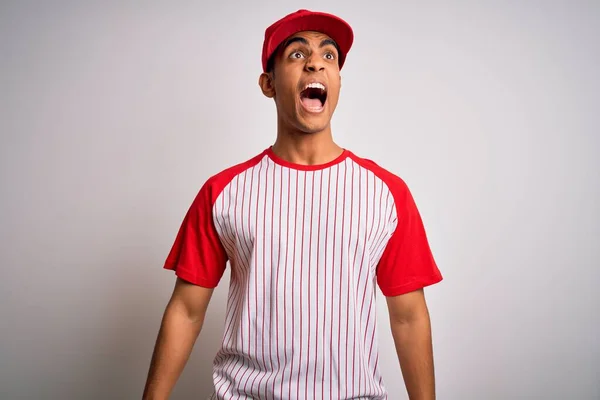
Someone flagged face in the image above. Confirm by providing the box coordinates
[259,31,342,135]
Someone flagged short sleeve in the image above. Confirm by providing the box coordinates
[163,181,228,288]
[376,179,443,297]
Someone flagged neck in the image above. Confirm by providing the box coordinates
[272,123,343,166]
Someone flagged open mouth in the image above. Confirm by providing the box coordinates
[300,82,327,112]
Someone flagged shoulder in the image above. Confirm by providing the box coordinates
[201,150,267,204]
[347,150,410,199]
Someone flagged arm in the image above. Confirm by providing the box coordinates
[386,288,436,400]
[142,278,214,400]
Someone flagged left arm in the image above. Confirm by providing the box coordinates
[386,288,436,400]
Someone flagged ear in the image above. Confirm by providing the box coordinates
[259,72,275,98]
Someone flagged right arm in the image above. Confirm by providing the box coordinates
[142,278,214,400]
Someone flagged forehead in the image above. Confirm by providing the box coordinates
[288,30,333,42]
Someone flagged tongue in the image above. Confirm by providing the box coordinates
[301,97,322,109]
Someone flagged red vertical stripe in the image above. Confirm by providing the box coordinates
[337,162,347,396]
[330,164,340,399]
[305,170,315,399]
[263,163,277,396]
[272,165,283,397]
[280,167,291,400]
[351,163,361,397]
[345,160,354,399]
[322,167,332,399]
[358,170,370,395]
[313,170,323,399]
[288,170,299,400]
[296,171,307,399]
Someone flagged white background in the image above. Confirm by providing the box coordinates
[1,1,598,399]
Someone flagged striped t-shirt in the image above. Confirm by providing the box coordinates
[164,147,442,399]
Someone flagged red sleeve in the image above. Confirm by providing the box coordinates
[163,180,228,288]
[376,178,443,297]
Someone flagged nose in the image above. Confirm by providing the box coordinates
[305,54,325,72]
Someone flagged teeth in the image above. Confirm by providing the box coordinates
[305,82,326,91]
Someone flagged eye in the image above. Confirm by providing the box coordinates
[324,52,336,60]
[289,51,305,59]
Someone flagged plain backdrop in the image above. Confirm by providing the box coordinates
[1,1,598,399]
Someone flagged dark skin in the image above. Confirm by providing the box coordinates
[258,31,345,165]
[259,31,341,135]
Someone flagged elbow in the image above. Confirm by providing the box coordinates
[389,305,430,326]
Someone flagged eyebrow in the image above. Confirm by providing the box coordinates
[282,37,339,51]
[282,36,309,50]
[319,38,337,49]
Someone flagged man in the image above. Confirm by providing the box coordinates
[143,9,443,400]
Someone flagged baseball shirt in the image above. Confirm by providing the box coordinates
[164,146,443,399]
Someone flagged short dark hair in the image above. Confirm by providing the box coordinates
[266,38,342,74]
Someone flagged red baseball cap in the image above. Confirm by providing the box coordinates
[261,9,354,72]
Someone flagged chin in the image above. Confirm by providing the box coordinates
[294,108,333,134]
[296,119,330,135]
[299,128,324,135]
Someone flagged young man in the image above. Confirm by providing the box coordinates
[143,9,443,400]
